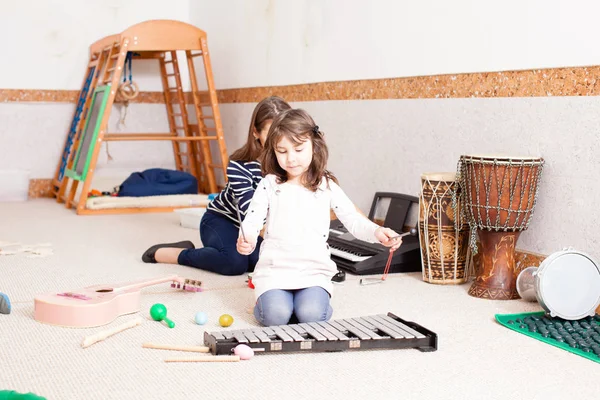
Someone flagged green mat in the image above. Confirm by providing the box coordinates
[495,312,600,364]
[0,391,46,400]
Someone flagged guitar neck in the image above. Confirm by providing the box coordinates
[114,275,182,292]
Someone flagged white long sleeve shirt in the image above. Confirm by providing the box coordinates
[241,174,381,300]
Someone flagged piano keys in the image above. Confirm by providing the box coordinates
[327,219,422,275]
[203,312,438,355]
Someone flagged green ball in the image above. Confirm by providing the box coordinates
[150,303,167,321]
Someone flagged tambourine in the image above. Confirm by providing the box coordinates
[516,248,600,320]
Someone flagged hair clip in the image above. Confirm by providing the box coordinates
[312,125,319,134]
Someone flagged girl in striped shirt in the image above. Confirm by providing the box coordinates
[142,96,291,275]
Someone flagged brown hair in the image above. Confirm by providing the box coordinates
[261,108,337,192]
[230,96,292,162]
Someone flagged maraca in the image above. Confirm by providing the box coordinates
[150,303,175,328]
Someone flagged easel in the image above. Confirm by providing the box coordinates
[51,20,229,215]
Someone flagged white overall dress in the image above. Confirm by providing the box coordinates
[241,174,381,301]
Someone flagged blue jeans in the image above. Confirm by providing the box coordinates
[254,287,333,326]
[177,211,263,276]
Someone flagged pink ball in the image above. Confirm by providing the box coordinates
[233,344,254,360]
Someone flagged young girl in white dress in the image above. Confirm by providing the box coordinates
[237,109,403,326]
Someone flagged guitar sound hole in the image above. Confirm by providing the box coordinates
[96,289,113,293]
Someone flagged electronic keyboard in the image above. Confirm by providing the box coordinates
[327,220,422,276]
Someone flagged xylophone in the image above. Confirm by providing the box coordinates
[204,312,437,355]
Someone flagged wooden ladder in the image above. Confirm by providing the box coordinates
[184,38,229,194]
[158,51,197,179]
[156,47,228,194]
[55,39,126,210]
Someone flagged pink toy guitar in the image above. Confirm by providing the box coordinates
[34,275,201,328]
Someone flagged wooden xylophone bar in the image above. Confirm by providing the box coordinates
[203,312,438,355]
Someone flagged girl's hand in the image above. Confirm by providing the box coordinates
[375,227,402,252]
[237,236,256,255]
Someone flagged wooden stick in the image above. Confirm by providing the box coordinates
[81,317,142,348]
[142,342,210,353]
[164,355,240,363]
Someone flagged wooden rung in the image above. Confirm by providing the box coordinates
[209,164,225,169]
[202,128,217,131]
[189,52,203,57]
[166,73,178,77]
[103,134,218,141]
[111,54,120,59]
[107,67,116,72]
[103,43,120,51]
[132,52,164,60]
[198,116,214,120]
[168,88,180,91]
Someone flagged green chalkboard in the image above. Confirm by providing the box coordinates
[65,85,110,181]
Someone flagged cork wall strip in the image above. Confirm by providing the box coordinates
[0,89,165,104]
[29,179,55,199]
[0,89,80,103]
[214,66,600,103]
[4,65,600,104]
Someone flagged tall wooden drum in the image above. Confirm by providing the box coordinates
[458,155,544,300]
[419,173,471,284]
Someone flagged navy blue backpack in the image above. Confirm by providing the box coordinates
[118,168,198,197]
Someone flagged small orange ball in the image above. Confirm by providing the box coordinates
[219,314,234,327]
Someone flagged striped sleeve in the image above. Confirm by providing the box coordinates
[228,160,261,217]
[206,160,263,226]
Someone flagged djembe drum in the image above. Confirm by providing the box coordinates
[458,155,544,300]
[418,173,471,284]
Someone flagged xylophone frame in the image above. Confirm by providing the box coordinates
[204,312,438,355]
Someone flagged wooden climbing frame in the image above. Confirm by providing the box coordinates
[52,20,229,215]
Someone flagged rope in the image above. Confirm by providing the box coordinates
[112,51,139,163]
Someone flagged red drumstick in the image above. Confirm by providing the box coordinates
[382,228,417,280]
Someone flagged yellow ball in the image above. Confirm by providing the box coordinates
[219,314,234,327]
